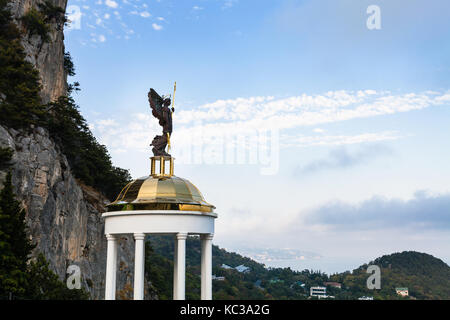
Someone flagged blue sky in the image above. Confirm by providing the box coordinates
[65,0,450,273]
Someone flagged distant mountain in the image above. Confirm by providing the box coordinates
[145,236,450,300]
[233,246,322,263]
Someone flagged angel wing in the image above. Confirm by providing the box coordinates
[148,88,164,121]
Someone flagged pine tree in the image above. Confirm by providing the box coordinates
[0,147,13,170]
[0,172,35,299]
[0,0,44,129]
[0,170,89,300]
[25,253,89,300]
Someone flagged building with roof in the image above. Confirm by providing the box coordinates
[235,265,250,273]
[396,287,409,297]
[102,156,217,300]
[324,282,342,289]
[310,286,327,298]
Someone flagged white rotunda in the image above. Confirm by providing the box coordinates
[102,156,217,300]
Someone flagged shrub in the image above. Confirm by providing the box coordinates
[38,0,66,25]
[21,8,50,42]
[20,1,67,41]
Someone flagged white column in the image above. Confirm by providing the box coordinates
[133,233,146,300]
[201,234,214,300]
[173,236,178,300]
[105,234,117,300]
[174,232,187,300]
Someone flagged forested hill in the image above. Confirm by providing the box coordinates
[145,236,450,300]
[332,251,450,300]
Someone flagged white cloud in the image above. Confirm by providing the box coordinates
[222,0,238,9]
[92,113,159,153]
[152,23,163,31]
[97,119,118,127]
[282,131,403,148]
[90,90,449,156]
[140,11,151,18]
[105,0,118,9]
[173,90,446,132]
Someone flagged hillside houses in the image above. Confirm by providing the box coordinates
[323,282,342,289]
[221,263,251,273]
[235,265,251,273]
[396,288,409,297]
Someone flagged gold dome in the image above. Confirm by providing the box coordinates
[107,175,215,212]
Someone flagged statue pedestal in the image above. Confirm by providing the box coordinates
[151,156,174,177]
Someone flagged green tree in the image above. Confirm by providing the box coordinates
[0,172,35,299]
[0,147,13,170]
[38,0,66,26]
[20,8,50,42]
[0,171,89,300]
[64,52,76,77]
[1,1,131,201]
[25,253,89,300]
[0,0,44,129]
[45,95,132,200]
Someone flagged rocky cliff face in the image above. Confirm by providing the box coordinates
[0,0,148,299]
[8,0,67,103]
[0,125,140,299]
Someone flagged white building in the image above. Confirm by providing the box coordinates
[396,288,409,297]
[102,156,217,300]
[235,265,250,273]
[310,286,327,298]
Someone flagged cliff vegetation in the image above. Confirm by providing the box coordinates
[0,0,131,201]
